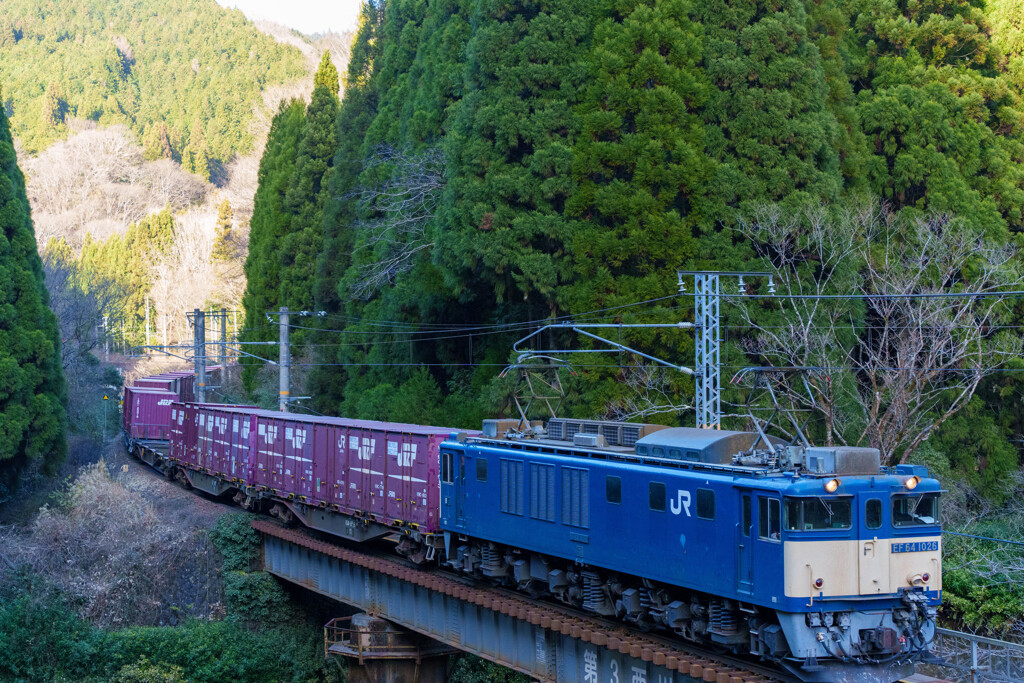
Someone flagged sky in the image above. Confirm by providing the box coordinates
[216,0,362,36]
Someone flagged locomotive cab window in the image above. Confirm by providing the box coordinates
[742,496,751,536]
[784,497,851,531]
[696,488,715,520]
[649,482,666,512]
[476,458,488,482]
[893,492,940,527]
[606,476,622,505]
[866,498,882,530]
[758,497,781,541]
[441,451,454,484]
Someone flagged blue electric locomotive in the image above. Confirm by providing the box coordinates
[439,418,940,682]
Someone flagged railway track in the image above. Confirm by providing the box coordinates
[252,518,792,683]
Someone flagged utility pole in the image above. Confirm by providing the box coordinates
[279,306,290,412]
[145,295,151,348]
[678,270,773,430]
[194,308,206,403]
[221,309,229,386]
[103,316,109,360]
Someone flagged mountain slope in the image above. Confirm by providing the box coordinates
[0,0,305,172]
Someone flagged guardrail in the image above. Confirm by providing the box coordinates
[929,627,1024,683]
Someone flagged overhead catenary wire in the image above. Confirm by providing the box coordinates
[942,528,1024,548]
[247,287,1024,370]
[263,294,686,336]
[263,288,1024,340]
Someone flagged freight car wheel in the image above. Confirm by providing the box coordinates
[173,468,192,491]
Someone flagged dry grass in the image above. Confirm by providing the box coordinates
[0,460,228,627]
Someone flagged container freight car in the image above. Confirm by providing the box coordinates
[168,403,470,560]
[122,386,178,441]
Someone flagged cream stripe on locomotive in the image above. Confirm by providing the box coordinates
[783,536,941,599]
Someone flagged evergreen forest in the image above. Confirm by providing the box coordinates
[0,0,306,177]
[0,93,66,489]
[239,0,1024,634]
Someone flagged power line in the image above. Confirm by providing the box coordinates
[714,290,1024,301]
[264,294,682,335]
[265,288,1024,340]
[945,530,1024,548]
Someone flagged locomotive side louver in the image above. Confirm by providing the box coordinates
[546,419,668,447]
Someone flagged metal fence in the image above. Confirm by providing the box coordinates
[924,627,1024,683]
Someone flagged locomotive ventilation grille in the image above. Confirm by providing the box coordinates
[546,419,666,448]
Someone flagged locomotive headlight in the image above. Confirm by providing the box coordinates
[906,475,920,490]
[824,478,840,493]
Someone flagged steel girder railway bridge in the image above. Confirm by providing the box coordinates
[254,520,781,683]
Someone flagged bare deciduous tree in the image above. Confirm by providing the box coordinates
[735,199,1022,464]
[602,364,691,422]
[349,145,445,299]
[23,126,209,249]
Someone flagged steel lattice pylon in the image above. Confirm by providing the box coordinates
[680,270,772,430]
[694,274,721,430]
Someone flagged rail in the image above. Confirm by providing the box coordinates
[928,627,1024,683]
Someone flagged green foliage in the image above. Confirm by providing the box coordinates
[241,99,305,392]
[931,399,1019,502]
[313,51,340,97]
[448,654,531,683]
[0,0,305,158]
[209,512,260,572]
[0,562,334,683]
[695,0,842,213]
[76,207,176,346]
[564,0,709,413]
[211,199,235,262]
[940,510,1024,635]
[221,570,294,625]
[439,0,596,304]
[181,118,211,181]
[278,70,339,322]
[0,100,67,486]
[111,657,186,683]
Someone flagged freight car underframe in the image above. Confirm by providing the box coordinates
[127,437,443,562]
[442,534,935,683]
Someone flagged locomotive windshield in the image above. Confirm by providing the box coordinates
[784,497,852,531]
[892,492,940,527]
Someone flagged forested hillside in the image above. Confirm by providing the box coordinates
[0,0,329,442]
[0,100,66,490]
[239,1,1024,635]
[244,0,1024,445]
[0,0,306,175]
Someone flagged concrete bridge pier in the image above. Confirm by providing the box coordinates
[325,613,457,683]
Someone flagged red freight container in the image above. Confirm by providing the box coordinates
[169,403,257,474]
[173,404,467,533]
[135,377,178,393]
[153,372,196,403]
[124,386,177,440]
